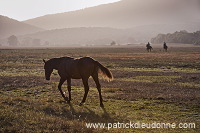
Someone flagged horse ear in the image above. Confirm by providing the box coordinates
[43,59,46,63]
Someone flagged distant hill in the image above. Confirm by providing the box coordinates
[0,15,44,39]
[13,25,200,47]
[24,0,200,30]
[2,0,200,46]
[128,23,200,42]
[17,27,137,46]
[22,0,200,45]
[151,30,200,45]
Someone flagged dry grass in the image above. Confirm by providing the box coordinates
[0,46,200,132]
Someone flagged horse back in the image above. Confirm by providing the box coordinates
[58,57,95,79]
[77,57,96,77]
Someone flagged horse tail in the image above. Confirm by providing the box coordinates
[95,61,113,82]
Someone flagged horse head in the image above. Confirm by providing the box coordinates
[43,59,53,80]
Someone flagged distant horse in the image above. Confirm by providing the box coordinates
[43,57,113,107]
[147,45,153,52]
[146,42,153,52]
[163,42,168,52]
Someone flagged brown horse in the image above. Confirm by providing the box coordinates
[163,42,168,52]
[43,57,113,107]
[147,45,153,52]
[146,42,153,52]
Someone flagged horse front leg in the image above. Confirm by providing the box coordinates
[58,78,68,101]
[67,78,71,103]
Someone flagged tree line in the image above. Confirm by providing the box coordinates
[6,35,49,46]
[151,30,200,45]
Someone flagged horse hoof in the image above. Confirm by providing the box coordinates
[67,100,70,104]
[100,104,104,108]
[64,97,69,101]
[79,103,83,106]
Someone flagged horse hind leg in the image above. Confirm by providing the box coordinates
[67,78,71,103]
[92,72,104,107]
[79,78,89,106]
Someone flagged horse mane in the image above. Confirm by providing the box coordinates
[47,57,73,63]
[51,56,73,61]
[46,57,74,69]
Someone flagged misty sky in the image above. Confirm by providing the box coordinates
[0,0,120,21]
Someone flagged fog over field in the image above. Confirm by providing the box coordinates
[0,0,200,47]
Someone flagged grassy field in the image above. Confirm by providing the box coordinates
[0,45,200,132]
